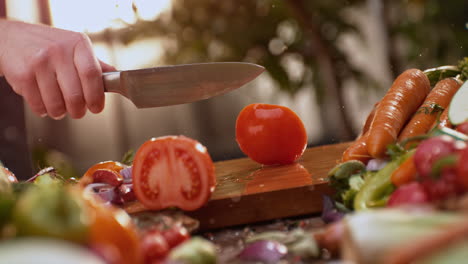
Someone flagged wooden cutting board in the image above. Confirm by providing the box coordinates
[187,142,352,230]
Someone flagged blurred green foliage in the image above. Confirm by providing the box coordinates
[386,0,468,74]
[31,146,78,180]
[91,0,468,140]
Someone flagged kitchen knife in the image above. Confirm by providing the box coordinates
[0,62,265,108]
[104,62,265,108]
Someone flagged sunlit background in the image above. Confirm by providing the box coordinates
[3,0,467,178]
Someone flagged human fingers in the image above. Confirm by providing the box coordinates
[8,75,48,118]
[55,54,87,119]
[99,60,117,72]
[73,34,105,114]
[33,49,67,120]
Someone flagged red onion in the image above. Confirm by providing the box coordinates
[321,195,345,223]
[84,183,116,204]
[117,183,136,203]
[120,166,133,183]
[238,240,287,262]
[366,159,388,171]
[83,183,107,195]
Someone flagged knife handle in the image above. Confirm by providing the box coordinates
[102,71,122,94]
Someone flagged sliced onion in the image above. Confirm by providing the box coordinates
[120,166,133,183]
[83,183,115,204]
[83,183,110,194]
[366,159,388,171]
[238,240,287,262]
[321,195,345,223]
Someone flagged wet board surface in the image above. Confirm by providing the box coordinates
[186,142,352,230]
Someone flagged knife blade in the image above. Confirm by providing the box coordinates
[104,62,265,108]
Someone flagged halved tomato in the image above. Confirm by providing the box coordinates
[132,136,216,211]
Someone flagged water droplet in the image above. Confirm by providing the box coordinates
[259,184,265,188]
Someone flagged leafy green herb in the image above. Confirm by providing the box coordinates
[121,150,135,166]
[328,161,367,210]
[386,143,407,160]
[423,65,460,87]
[458,57,468,81]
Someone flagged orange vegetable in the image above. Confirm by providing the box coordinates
[78,161,126,187]
[398,78,461,144]
[341,100,380,163]
[391,153,417,187]
[366,69,431,158]
[434,105,453,129]
[342,132,372,163]
[85,196,143,264]
[361,101,380,136]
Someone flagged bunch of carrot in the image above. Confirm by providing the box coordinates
[341,68,463,186]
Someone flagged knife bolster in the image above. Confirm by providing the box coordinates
[103,71,123,95]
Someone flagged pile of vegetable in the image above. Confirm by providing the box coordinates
[318,57,468,264]
[0,100,309,264]
[0,136,220,264]
[330,58,468,211]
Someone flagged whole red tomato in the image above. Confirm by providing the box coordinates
[141,229,170,263]
[235,103,307,165]
[161,225,190,248]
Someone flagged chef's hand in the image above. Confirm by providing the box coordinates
[0,19,116,119]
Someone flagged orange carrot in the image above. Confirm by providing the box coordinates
[391,153,417,187]
[342,132,372,163]
[360,101,380,136]
[366,69,431,158]
[398,78,461,143]
[435,105,453,129]
[342,101,380,162]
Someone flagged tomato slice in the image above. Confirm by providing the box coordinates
[236,103,308,165]
[79,161,126,188]
[132,136,216,211]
